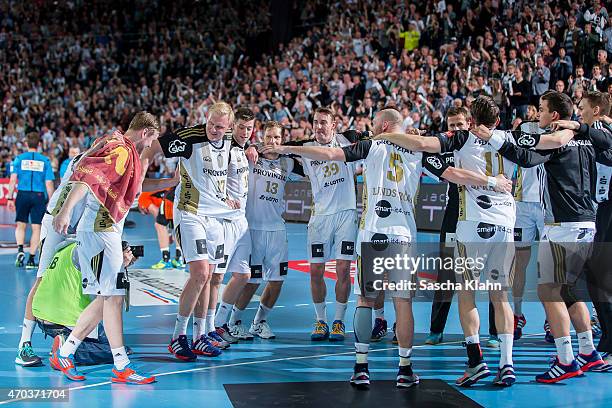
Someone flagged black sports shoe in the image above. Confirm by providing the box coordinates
[26,259,38,269]
[15,341,43,367]
[350,363,370,389]
[168,335,197,362]
[396,364,419,388]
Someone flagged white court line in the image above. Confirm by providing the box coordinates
[136,315,152,318]
[0,332,549,405]
[163,313,178,316]
[295,304,309,307]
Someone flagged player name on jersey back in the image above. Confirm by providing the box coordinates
[438,130,516,228]
[361,140,422,237]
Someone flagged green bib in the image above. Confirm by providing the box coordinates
[32,242,92,327]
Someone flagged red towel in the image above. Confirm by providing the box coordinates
[70,131,142,224]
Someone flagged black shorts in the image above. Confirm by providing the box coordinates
[15,191,46,224]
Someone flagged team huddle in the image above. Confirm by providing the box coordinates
[11,91,612,389]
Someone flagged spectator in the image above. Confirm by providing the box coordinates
[510,67,531,120]
[532,56,551,104]
[551,48,573,83]
[596,49,610,76]
[399,22,421,52]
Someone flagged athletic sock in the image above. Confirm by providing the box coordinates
[111,346,130,370]
[498,333,514,367]
[334,301,347,321]
[193,316,206,341]
[214,301,233,328]
[59,334,82,358]
[161,247,170,262]
[18,245,24,253]
[229,306,244,326]
[19,318,36,347]
[374,307,385,320]
[205,309,215,333]
[399,347,412,367]
[465,334,482,367]
[577,330,595,355]
[173,314,190,340]
[555,336,574,365]
[513,299,522,316]
[314,302,327,322]
[175,248,182,260]
[28,253,35,262]
[254,303,272,324]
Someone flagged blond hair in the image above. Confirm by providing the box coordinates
[128,111,160,131]
[207,102,235,124]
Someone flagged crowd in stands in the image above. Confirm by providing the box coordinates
[1,0,611,178]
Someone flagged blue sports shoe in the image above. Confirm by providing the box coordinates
[536,357,583,383]
[493,364,516,387]
[191,335,222,357]
[425,332,443,345]
[371,318,388,342]
[311,320,329,341]
[329,320,345,341]
[168,335,197,361]
[576,350,605,372]
[544,320,555,343]
[485,335,500,348]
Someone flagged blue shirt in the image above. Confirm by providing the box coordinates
[11,151,55,194]
[59,158,72,179]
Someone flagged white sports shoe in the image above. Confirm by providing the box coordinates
[228,321,254,340]
[249,320,276,339]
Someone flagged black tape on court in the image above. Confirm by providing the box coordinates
[224,380,483,408]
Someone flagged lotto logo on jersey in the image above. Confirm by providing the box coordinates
[21,159,45,172]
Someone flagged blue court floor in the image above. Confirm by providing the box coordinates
[0,212,610,407]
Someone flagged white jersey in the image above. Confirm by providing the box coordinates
[301,134,357,216]
[513,121,545,203]
[437,130,516,228]
[342,140,422,237]
[158,125,239,219]
[47,154,86,227]
[246,156,296,231]
[226,140,250,217]
[76,192,127,233]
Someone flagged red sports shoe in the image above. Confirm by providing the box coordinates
[49,336,85,382]
[111,364,156,385]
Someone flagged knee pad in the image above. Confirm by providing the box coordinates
[561,284,577,309]
[353,306,373,344]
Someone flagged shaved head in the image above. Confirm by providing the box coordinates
[378,109,403,124]
[373,108,403,135]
